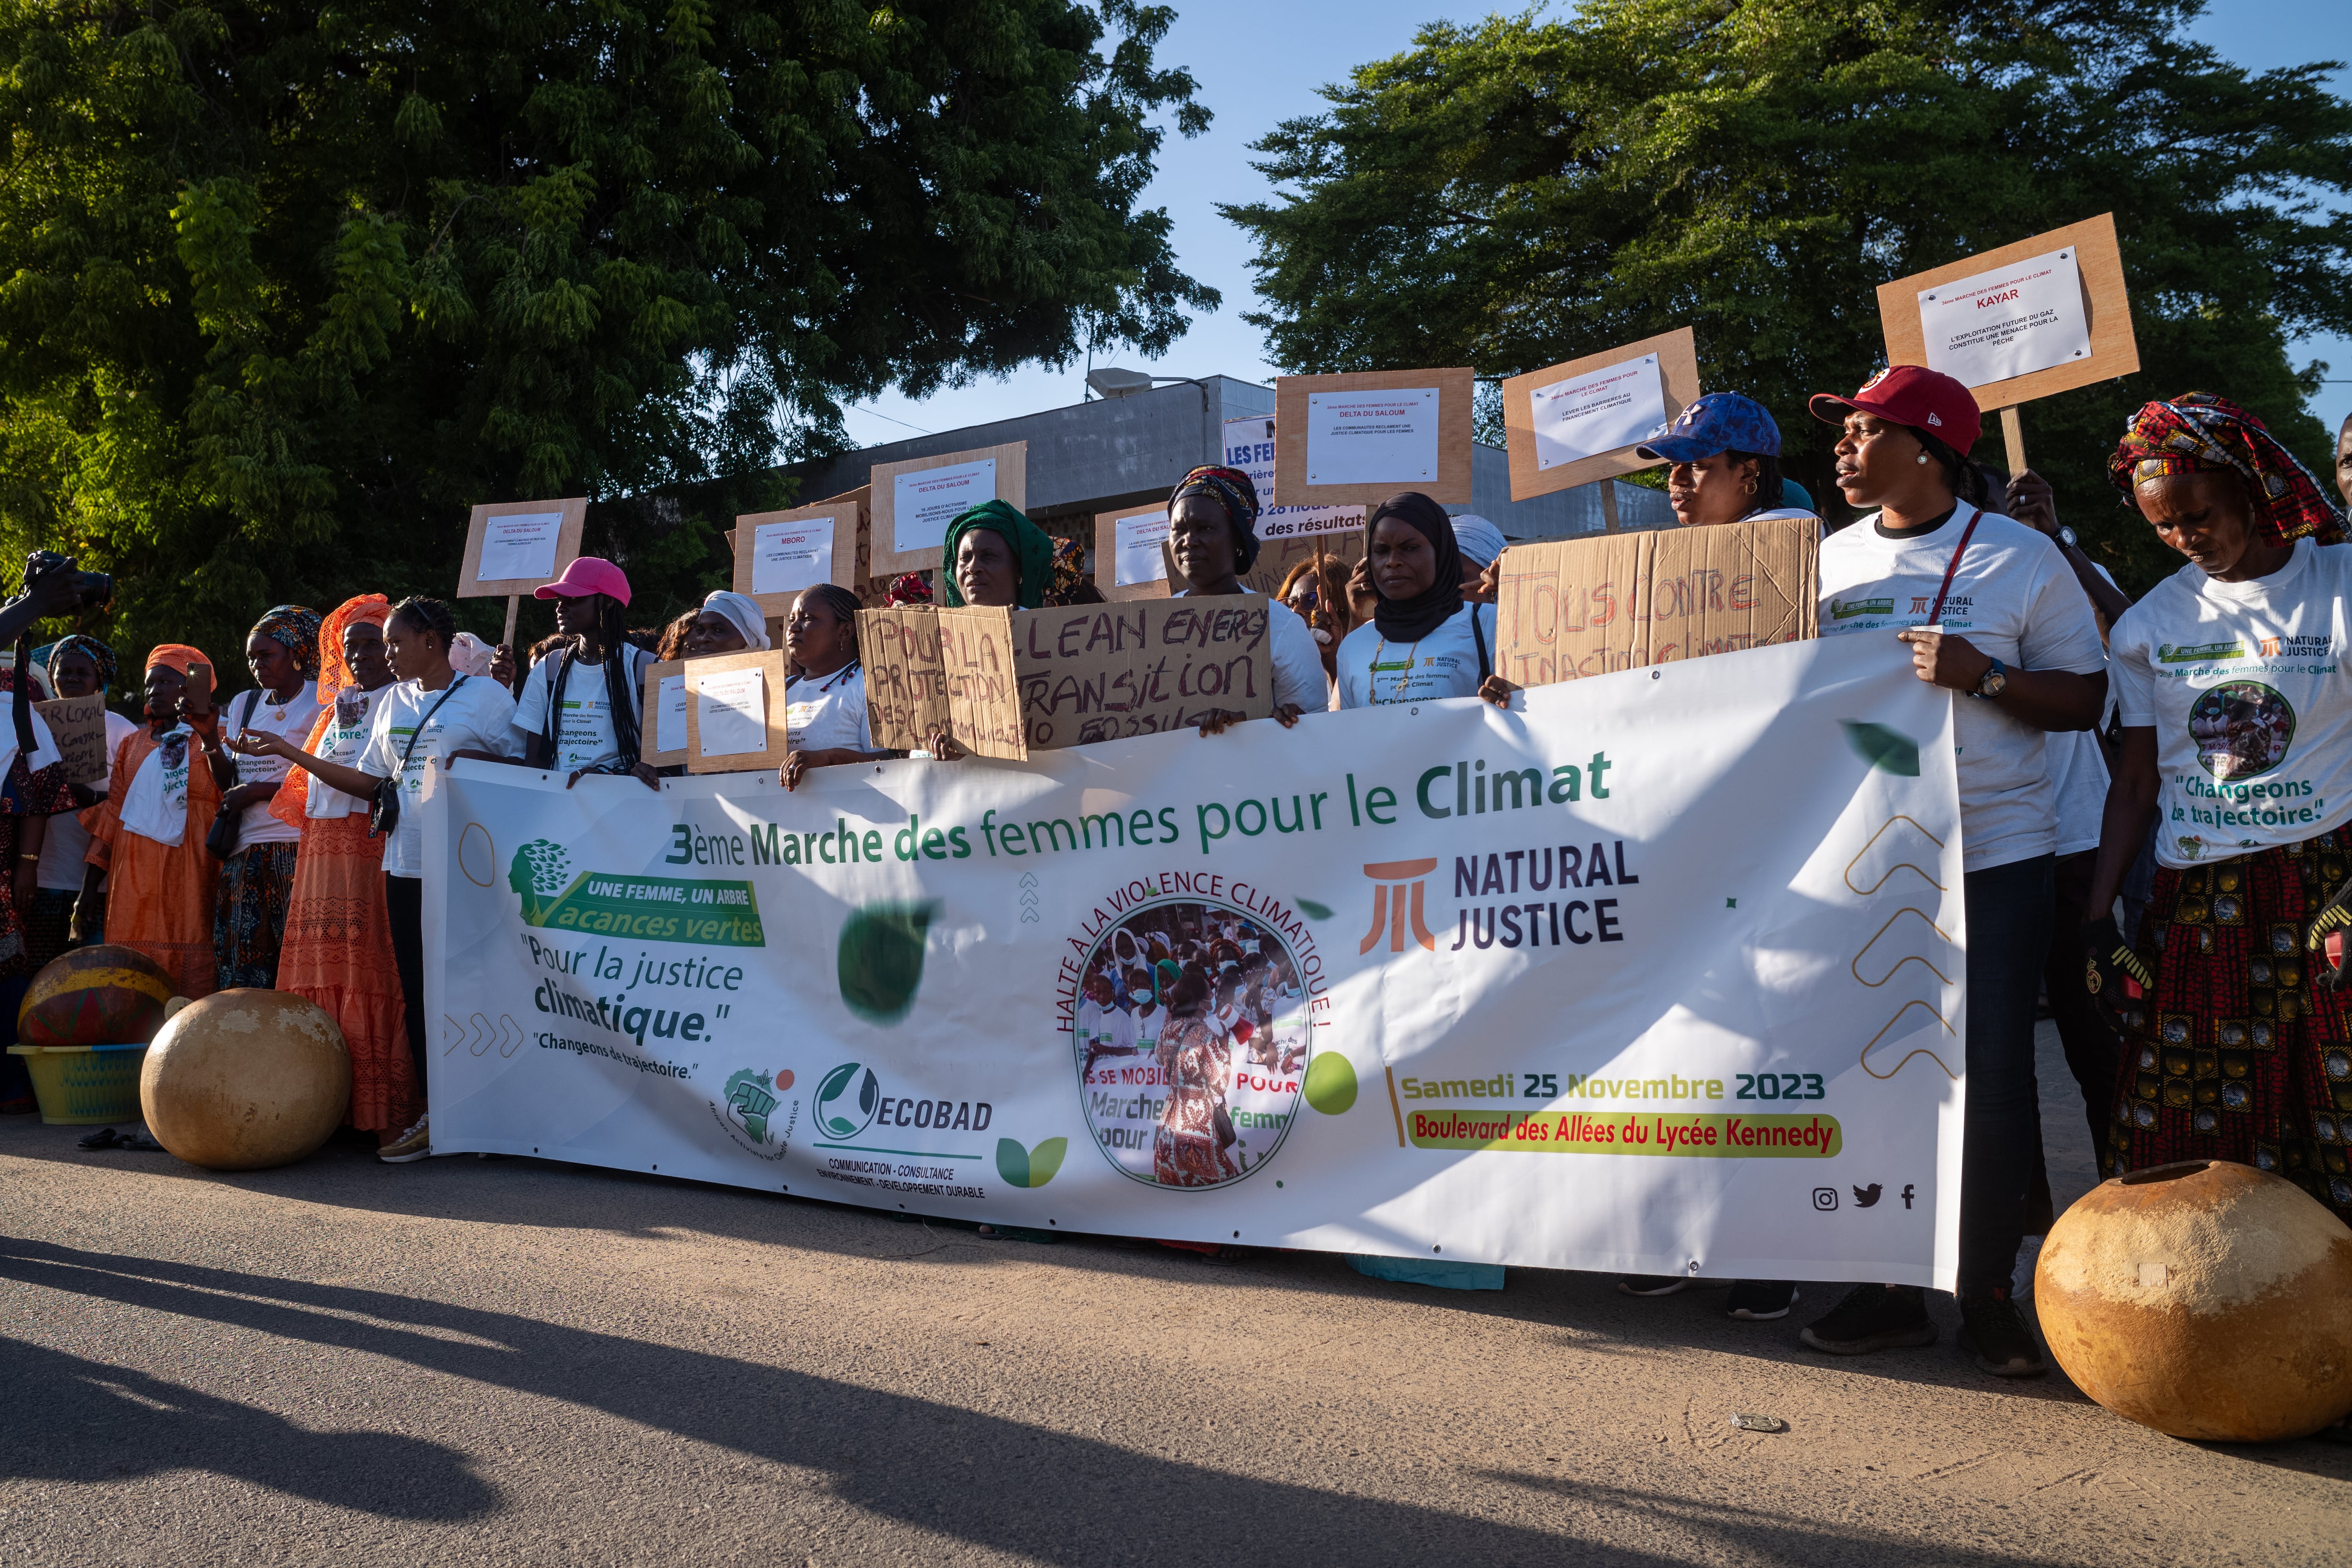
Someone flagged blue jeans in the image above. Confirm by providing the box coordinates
[1959,854,2054,1297]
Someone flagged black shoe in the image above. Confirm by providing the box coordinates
[1957,1292,2048,1378]
[76,1126,121,1150]
[1799,1284,1938,1355]
[1726,1280,1799,1320]
[1617,1274,1690,1297]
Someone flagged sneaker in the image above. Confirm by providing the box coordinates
[378,1114,431,1164]
[1726,1280,1800,1320]
[1617,1274,1690,1297]
[1799,1283,1938,1355]
[1957,1292,2048,1378]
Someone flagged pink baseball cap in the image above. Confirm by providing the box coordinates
[1809,365,1982,454]
[533,556,632,606]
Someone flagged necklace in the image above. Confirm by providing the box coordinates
[1367,637,1425,704]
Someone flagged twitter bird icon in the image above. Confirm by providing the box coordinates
[1852,1183,1883,1209]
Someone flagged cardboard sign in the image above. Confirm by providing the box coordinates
[683,650,789,774]
[1502,329,1701,501]
[639,660,688,769]
[1093,503,1173,602]
[869,444,1028,578]
[862,600,1276,756]
[33,694,107,784]
[734,496,862,617]
[459,497,588,598]
[1494,517,1820,687]
[1876,214,2137,416]
[1274,369,1473,506]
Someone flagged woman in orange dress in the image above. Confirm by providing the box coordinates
[265,596,416,1145]
[80,645,222,999]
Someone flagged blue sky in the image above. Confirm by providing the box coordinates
[845,1,2350,449]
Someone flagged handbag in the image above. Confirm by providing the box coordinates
[370,677,468,837]
[202,691,262,860]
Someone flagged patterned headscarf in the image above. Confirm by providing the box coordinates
[1048,536,1089,604]
[884,573,934,607]
[2109,393,2346,546]
[315,595,394,704]
[252,604,324,681]
[939,500,1055,609]
[35,634,116,692]
[1168,464,1262,573]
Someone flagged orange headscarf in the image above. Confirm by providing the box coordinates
[144,643,213,691]
[271,596,392,829]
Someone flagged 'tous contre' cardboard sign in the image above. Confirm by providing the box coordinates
[1273,369,1474,507]
[869,444,1028,579]
[1494,517,1819,687]
[863,599,1277,758]
[1501,328,1701,501]
[459,498,588,599]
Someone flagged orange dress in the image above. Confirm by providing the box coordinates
[82,725,221,999]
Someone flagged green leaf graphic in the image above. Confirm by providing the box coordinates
[1026,1137,1068,1187]
[1295,897,1333,920]
[837,902,939,1025]
[1840,721,1920,777]
[995,1137,1030,1188]
[1304,1051,1359,1114]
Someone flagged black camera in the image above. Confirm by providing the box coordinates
[22,550,112,612]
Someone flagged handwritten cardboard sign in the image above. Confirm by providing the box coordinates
[34,694,108,784]
[862,599,1276,756]
[1494,517,1819,687]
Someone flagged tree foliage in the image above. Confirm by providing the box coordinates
[1224,0,2352,593]
[0,0,1211,678]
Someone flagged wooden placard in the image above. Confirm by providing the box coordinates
[1273,368,1475,506]
[682,649,790,774]
[869,444,1028,579]
[1876,214,2137,418]
[733,498,863,618]
[458,497,588,599]
[860,606,1028,760]
[639,658,688,769]
[33,694,108,785]
[1500,328,1701,501]
[1093,501,1174,603]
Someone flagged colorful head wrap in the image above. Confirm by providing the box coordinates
[1168,464,1262,574]
[884,573,934,607]
[251,604,324,681]
[315,595,394,703]
[34,634,116,692]
[145,644,214,691]
[2109,392,2346,546]
[939,500,1055,609]
[1049,536,1089,604]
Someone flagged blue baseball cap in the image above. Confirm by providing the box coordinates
[1635,393,1782,462]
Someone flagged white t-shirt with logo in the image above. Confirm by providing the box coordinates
[512,644,651,775]
[1818,509,2108,870]
[39,710,139,890]
[307,684,392,819]
[2112,538,2352,869]
[784,665,873,753]
[224,681,324,850]
[360,676,522,877]
[1334,602,1498,709]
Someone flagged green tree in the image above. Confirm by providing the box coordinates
[1224,0,2352,593]
[0,0,1212,684]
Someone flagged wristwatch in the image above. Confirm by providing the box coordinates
[1971,658,2008,700]
[2055,525,2078,549]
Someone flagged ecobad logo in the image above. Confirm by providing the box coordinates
[711,1067,796,1162]
[815,1062,881,1140]
[509,838,764,947]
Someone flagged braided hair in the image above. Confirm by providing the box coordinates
[544,592,642,771]
[389,596,459,647]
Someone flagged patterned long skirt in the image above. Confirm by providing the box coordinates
[277,812,416,1133]
[215,841,300,991]
[2111,828,2352,1218]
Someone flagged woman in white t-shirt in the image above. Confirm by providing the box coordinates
[230,596,520,1164]
[778,585,885,789]
[506,557,659,790]
[202,605,325,990]
[2085,392,2352,1229]
[26,637,137,968]
[1798,366,2108,1378]
[1334,492,1498,710]
[1165,464,1327,727]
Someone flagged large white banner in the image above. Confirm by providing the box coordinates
[423,637,1967,1286]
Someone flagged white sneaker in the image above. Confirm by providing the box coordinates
[378,1114,431,1164]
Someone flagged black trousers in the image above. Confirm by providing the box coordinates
[385,873,428,1104]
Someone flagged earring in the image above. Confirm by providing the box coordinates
[1916,454,1930,465]
[1743,478,1758,495]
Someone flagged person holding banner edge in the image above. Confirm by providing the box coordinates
[916,499,1054,761]
[1335,491,1497,711]
[779,585,887,788]
[501,558,659,792]
[1802,365,2108,1377]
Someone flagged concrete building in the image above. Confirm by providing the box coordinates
[779,374,1675,538]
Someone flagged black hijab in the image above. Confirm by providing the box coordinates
[1365,491,1462,643]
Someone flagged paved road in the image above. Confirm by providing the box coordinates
[2,1023,2344,1566]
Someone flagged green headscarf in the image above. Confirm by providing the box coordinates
[938,500,1055,609]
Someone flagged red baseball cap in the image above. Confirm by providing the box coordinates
[1808,365,1982,454]
[533,556,632,606]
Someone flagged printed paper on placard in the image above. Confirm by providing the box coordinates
[1113,512,1170,587]
[1222,415,1278,502]
[1529,355,1667,470]
[653,674,687,755]
[476,511,563,583]
[696,669,767,756]
[1255,505,1365,542]
[893,459,996,555]
[1917,247,2091,389]
[751,519,834,597]
[1305,388,1440,486]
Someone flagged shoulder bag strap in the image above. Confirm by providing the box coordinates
[1470,604,1492,683]
[542,649,572,757]
[1925,507,1985,626]
[397,676,468,775]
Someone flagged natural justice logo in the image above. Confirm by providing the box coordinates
[509,838,765,947]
